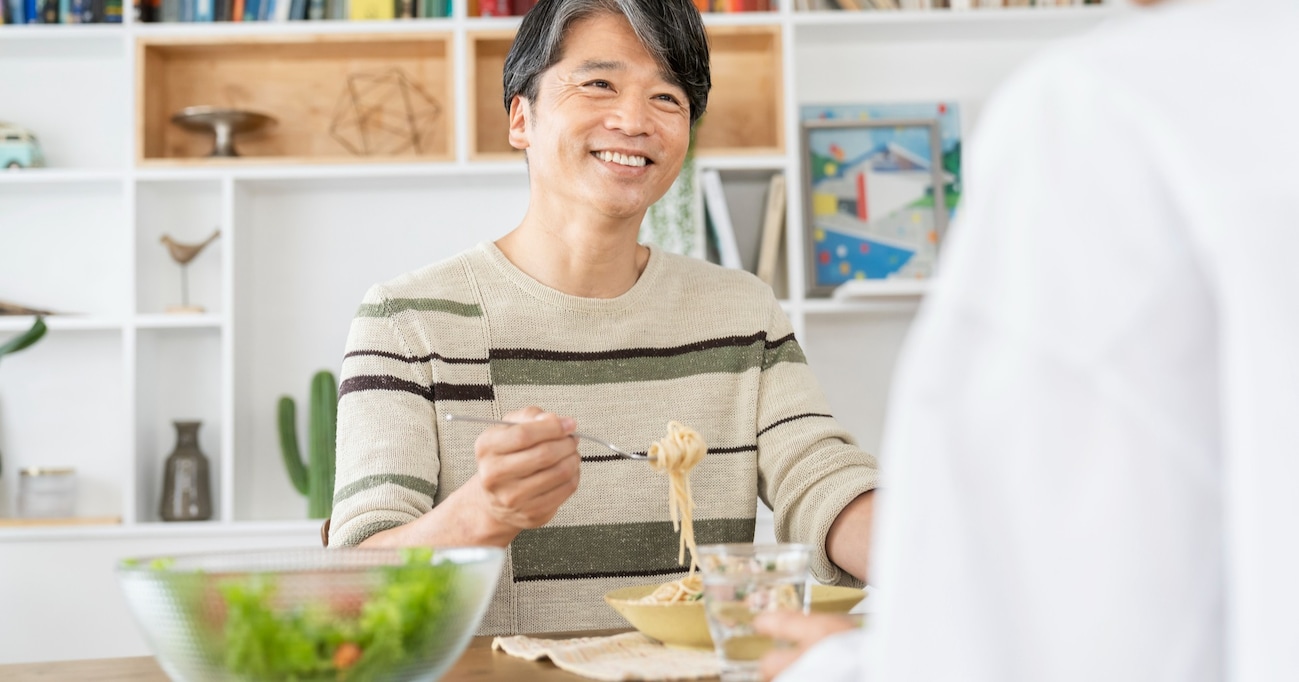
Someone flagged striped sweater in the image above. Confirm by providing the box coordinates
[329,242,879,635]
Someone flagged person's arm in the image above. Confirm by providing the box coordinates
[754,295,879,587]
[360,408,581,548]
[329,285,581,548]
[825,490,873,583]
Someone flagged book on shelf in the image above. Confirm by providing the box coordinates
[700,0,773,11]
[131,0,456,20]
[701,169,744,271]
[756,173,787,288]
[349,0,389,19]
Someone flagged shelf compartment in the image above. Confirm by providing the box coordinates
[696,24,784,156]
[136,31,455,166]
[0,183,129,318]
[466,29,520,162]
[134,327,224,524]
[466,24,784,160]
[135,181,225,316]
[0,330,127,520]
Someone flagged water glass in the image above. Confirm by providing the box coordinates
[697,543,811,682]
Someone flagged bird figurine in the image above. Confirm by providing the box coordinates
[160,229,220,314]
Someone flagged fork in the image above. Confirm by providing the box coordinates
[442,414,652,461]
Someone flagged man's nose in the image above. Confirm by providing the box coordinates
[605,96,654,137]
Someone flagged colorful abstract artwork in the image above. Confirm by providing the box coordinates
[799,103,961,294]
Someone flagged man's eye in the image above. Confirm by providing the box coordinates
[656,94,682,105]
[585,80,612,89]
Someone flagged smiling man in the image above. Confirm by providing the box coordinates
[328,0,878,636]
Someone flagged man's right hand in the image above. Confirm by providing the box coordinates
[357,406,581,550]
[469,406,582,536]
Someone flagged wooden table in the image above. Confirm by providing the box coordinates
[0,630,721,681]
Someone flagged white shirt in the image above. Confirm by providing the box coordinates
[783,1,1299,680]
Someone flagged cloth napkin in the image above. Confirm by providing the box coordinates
[492,631,720,681]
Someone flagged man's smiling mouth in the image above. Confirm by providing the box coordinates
[594,151,650,167]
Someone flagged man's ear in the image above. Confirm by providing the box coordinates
[508,95,530,151]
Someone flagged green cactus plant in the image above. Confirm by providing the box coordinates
[0,316,47,477]
[277,370,337,519]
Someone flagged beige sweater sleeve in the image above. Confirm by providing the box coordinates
[755,297,879,587]
[328,283,441,548]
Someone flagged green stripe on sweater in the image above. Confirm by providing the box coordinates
[491,343,779,385]
[338,518,406,547]
[334,474,437,505]
[763,339,807,369]
[355,298,482,318]
[510,517,756,579]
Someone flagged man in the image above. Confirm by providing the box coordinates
[757,0,1299,679]
[328,0,878,636]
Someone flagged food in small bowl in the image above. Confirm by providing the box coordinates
[117,546,503,682]
[604,582,865,650]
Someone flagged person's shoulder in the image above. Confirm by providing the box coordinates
[656,249,776,299]
[360,247,481,306]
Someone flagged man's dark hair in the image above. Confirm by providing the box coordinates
[502,0,711,127]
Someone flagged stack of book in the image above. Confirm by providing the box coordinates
[2,0,123,22]
[133,0,452,21]
[804,0,1100,8]
[694,0,776,10]
[474,0,534,16]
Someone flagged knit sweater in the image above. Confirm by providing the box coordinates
[329,242,879,635]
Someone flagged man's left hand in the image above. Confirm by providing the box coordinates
[754,611,859,681]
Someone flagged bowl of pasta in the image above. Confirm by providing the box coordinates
[609,422,866,649]
[604,578,866,650]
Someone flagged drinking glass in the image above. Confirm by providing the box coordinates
[697,543,811,682]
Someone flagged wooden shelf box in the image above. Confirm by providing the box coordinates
[136,33,455,167]
[697,25,783,157]
[467,30,520,163]
[467,24,784,161]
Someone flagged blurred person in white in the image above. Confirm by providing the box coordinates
[754,0,1299,680]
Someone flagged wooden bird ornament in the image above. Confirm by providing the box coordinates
[161,229,220,314]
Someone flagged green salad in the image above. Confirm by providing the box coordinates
[220,547,457,681]
[132,547,462,681]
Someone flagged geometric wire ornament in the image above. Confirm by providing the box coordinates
[329,68,443,156]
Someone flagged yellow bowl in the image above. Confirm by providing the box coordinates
[603,583,865,650]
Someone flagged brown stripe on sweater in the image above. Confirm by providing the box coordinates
[344,349,489,365]
[515,567,692,583]
[339,375,494,402]
[510,517,755,581]
[766,332,798,349]
[491,332,769,362]
[758,413,835,438]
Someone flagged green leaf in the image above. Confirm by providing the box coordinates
[0,316,47,360]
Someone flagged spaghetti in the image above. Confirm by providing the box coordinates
[637,421,706,604]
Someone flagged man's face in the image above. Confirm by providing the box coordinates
[508,13,692,223]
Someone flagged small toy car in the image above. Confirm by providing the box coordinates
[0,122,46,169]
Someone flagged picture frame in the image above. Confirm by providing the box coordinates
[799,118,950,297]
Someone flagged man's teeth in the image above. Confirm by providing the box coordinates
[596,151,647,167]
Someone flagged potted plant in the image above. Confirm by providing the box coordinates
[0,316,47,479]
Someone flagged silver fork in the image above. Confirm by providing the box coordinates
[442,414,652,461]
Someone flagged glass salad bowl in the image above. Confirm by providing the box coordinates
[117,546,503,682]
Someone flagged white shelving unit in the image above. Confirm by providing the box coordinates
[0,1,1120,664]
